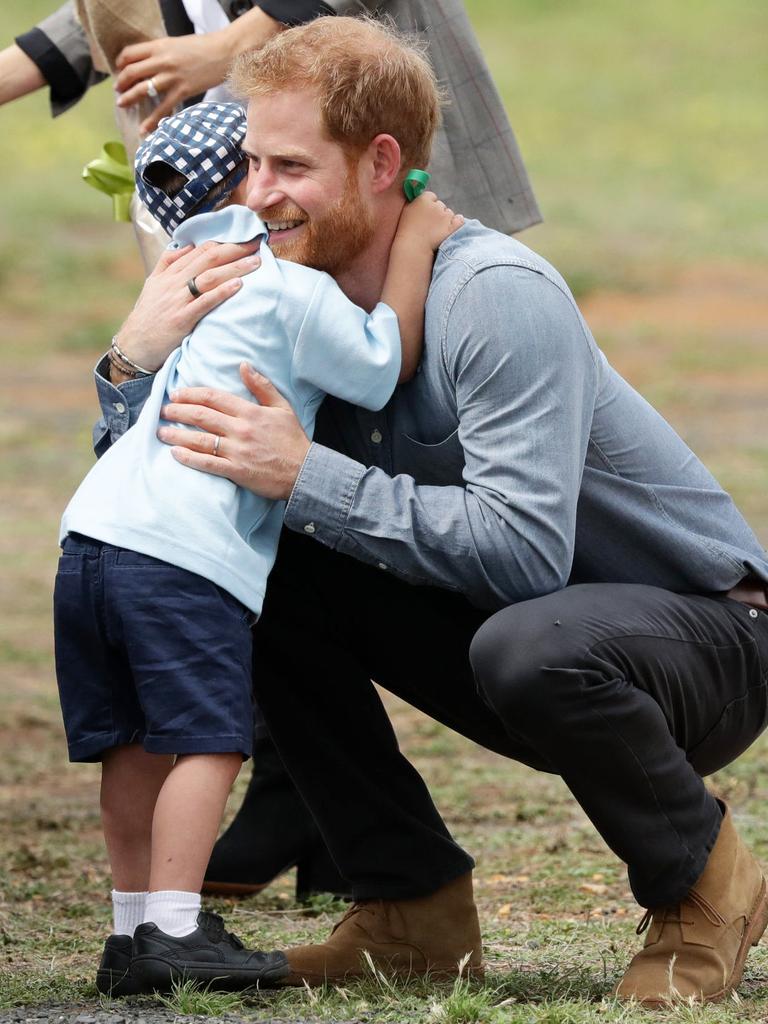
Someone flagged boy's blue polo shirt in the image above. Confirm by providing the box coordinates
[60,206,401,615]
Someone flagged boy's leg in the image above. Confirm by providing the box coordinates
[101,744,173,892]
[132,748,290,991]
[150,752,242,893]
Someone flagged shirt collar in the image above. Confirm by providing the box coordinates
[172,205,269,247]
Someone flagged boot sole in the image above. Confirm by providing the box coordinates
[278,961,486,987]
[131,953,291,993]
[631,875,768,1007]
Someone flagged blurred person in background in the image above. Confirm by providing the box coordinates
[0,0,541,902]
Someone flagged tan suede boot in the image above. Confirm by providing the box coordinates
[616,805,768,1005]
[279,871,484,986]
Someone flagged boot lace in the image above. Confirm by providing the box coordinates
[330,900,376,936]
[198,910,245,949]
[636,889,727,935]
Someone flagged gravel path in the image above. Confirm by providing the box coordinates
[0,1008,362,1024]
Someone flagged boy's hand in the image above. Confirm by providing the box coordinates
[395,191,464,253]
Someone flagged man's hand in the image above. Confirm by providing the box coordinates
[112,240,262,378]
[157,363,311,501]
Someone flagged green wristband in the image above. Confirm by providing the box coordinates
[403,168,431,202]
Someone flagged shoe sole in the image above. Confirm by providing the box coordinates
[131,954,291,993]
[630,875,768,1007]
[95,967,143,998]
[201,879,272,896]
[202,856,301,897]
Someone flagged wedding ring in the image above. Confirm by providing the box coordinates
[212,435,221,456]
[146,78,160,100]
[186,277,202,298]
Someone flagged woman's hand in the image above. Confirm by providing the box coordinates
[157,363,312,500]
[115,34,231,132]
[112,241,262,379]
[114,8,282,135]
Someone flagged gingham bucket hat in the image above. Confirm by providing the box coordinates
[135,101,248,235]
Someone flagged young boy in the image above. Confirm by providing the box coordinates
[53,101,462,996]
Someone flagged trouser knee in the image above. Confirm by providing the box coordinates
[469,606,551,726]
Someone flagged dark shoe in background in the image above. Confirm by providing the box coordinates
[95,933,142,996]
[203,736,351,901]
[131,911,289,992]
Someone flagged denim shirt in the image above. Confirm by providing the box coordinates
[94,219,768,611]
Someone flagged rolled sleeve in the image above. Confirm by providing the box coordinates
[93,354,154,457]
[15,2,107,117]
[285,443,365,548]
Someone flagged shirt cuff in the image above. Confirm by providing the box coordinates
[284,442,365,547]
[256,0,333,25]
[95,352,154,431]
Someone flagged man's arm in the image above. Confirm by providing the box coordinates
[283,269,599,610]
[159,268,599,610]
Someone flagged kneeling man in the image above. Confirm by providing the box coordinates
[102,15,768,1005]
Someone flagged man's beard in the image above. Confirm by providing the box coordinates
[261,170,375,276]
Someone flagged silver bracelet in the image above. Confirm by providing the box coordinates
[111,336,154,376]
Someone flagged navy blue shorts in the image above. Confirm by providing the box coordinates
[53,534,255,762]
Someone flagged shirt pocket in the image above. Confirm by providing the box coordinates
[397,427,465,486]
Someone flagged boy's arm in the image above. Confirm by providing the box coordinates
[290,277,402,412]
[382,193,463,382]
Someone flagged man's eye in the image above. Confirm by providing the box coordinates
[282,160,303,170]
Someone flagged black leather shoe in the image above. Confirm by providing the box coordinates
[203,736,351,900]
[131,911,290,992]
[96,934,142,996]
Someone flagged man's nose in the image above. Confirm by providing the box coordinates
[245,164,286,213]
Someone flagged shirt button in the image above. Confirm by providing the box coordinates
[114,402,126,414]
[749,608,759,619]
[303,522,316,535]
[377,562,388,570]
[371,429,383,444]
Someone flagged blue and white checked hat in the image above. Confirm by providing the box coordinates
[135,101,248,235]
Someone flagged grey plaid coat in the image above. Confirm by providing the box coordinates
[17,0,540,234]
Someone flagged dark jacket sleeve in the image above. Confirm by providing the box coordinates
[254,0,334,25]
[14,1,106,117]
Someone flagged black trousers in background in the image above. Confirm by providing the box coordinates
[253,528,768,909]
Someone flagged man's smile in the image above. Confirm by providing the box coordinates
[265,220,306,243]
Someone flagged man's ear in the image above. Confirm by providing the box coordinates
[365,134,402,195]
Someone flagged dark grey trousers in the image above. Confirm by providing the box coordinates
[253,528,768,907]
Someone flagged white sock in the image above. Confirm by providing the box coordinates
[111,890,148,937]
[143,890,201,937]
